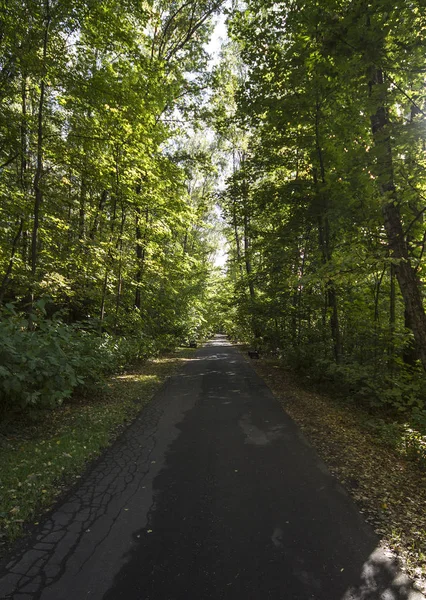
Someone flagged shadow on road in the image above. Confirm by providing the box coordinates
[0,335,423,600]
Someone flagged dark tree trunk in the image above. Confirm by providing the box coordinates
[100,270,108,327]
[314,100,342,363]
[373,266,386,369]
[79,178,86,241]
[20,76,27,192]
[114,206,126,331]
[243,211,255,303]
[89,190,108,240]
[232,199,244,278]
[231,150,244,277]
[389,263,396,374]
[370,67,426,370]
[21,87,29,266]
[134,206,149,310]
[99,157,120,328]
[317,215,343,363]
[30,0,50,278]
[0,219,24,302]
[403,309,418,367]
[242,200,261,341]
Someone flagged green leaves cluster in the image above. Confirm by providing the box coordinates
[0,0,224,412]
[217,0,426,413]
[0,302,171,414]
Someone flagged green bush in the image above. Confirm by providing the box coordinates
[324,360,426,413]
[0,313,78,412]
[0,304,179,416]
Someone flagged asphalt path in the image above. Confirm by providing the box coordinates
[0,335,423,600]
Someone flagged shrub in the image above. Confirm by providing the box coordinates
[0,312,83,412]
[0,304,180,416]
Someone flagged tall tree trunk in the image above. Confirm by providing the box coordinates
[100,270,108,327]
[30,0,51,279]
[79,177,86,241]
[373,266,386,370]
[231,150,244,277]
[369,67,426,370]
[242,193,260,340]
[89,190,107,240]
[100,158,120,327]
[2,76,30,299]
[232,198,244,277]
[241,154,256,307]
[317,214,343,362]
[291,249,301,347]
[0,219,24,303]
[389,263,396,376]
[134,206,149,310]
[114,204,126,331]
[314,100,342,362]
[403,310,418,367]
[243,212,255,303]
[20,76,27,192]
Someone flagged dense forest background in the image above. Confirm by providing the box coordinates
[0,0,225,412]
[216,0,426,421]
[1,0,426,424]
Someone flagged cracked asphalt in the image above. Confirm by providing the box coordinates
[0,335,423,600]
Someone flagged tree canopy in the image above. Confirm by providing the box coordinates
[213,0,426,412]
[0,0,223,411]
[2,0,426,416]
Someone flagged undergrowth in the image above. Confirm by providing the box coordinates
[250,356,426,592]
[0,302,184,416]
[0,348,194,550]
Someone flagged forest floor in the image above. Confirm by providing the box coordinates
[0,347,195,556]
[1,342,425,594]
[250,356,426,595]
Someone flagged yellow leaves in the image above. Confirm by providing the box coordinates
[46,216,70,231]
[252,358,426,592]
[104,103,119,114]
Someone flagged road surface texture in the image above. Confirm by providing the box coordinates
[0,335,423,600]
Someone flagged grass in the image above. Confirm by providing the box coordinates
[0,348,195,553]
[249,356,426,595]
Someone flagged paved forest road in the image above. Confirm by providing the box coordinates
[0,336,423,600]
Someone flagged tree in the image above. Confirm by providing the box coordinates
[216,0,426,409]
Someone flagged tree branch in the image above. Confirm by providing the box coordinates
[0,154,19,170]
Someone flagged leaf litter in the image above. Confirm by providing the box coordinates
[251,357,426,594]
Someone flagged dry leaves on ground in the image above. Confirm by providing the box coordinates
[252,359,426,594]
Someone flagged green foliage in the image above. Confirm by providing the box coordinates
[0,310,83,412]
[0,303,190,415]
[364,415,426,469]
[0,347,195,543]
[0,0,225,415]
[325,361,426,411]
[215,0,426,415]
